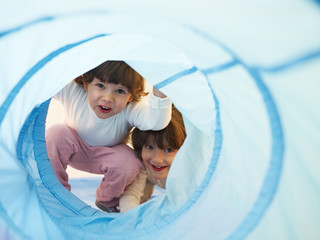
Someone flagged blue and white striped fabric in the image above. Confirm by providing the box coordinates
[1,0,319,239]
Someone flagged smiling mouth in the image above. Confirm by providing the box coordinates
[99,105,112,113]
[151,164,167,172]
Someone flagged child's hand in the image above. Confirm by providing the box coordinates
[153,86,167,98]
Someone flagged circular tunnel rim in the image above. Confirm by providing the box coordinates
[2,11,285,239]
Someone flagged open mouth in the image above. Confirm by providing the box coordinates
[99,105,111,113]
[151,164,167,172]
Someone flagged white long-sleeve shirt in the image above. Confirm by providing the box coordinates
[54,81,172,147]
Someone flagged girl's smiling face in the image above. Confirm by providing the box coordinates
[84,77,133,119]
[141,136,178,180]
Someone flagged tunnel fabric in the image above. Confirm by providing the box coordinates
[0,0,320,239]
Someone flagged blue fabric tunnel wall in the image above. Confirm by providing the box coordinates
[0,0,320,239]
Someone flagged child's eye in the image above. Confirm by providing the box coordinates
[145,145,153,150]
[116,89,126,94]
[164,147,173,153]
[96,83,105,89]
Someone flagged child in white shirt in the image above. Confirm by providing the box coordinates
[45,61,172,212]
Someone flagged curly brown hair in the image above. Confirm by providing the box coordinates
[131,105,186,160]
[74,61,148,102]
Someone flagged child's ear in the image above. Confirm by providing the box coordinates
[128,95,134,103]
[83,82,88,91]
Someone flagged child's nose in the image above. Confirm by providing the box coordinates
[152,150,165,163]
[102,91,114,102]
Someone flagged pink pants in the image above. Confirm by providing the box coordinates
[45,124,142,207]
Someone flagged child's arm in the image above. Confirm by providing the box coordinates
[119,168,148,213]
[126,87,172,131]
[152,86,167,98]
